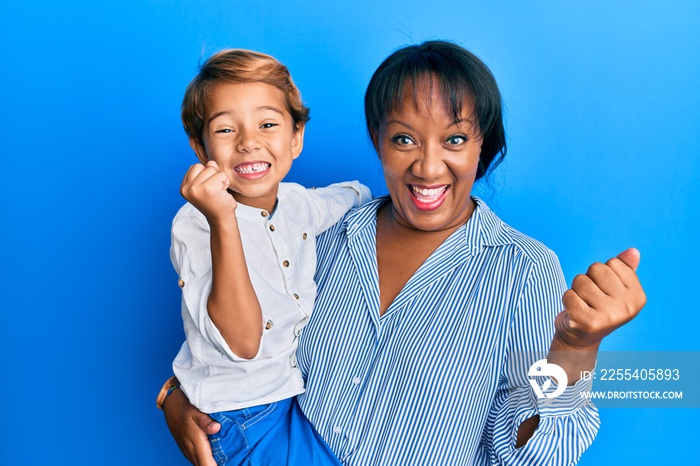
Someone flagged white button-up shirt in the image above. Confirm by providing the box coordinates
[171,181,371,413]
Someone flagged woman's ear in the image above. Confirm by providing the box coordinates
[370,129,381,154]
[291,124,306,160]
[189,137,208,164]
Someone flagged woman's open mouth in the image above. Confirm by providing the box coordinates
[408,184,449,211]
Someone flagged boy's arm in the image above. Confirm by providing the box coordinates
[307,181,372,235]
[180,161,263,359]
[206,216,263,359]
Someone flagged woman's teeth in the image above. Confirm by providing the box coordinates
[410,185,448,202]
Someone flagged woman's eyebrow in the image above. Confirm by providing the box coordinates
[385,119,415,131]
[450,117,478,130]
[386,118,475,131]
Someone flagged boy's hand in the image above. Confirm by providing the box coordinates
[181,161,237,222]
[553,248,646,350]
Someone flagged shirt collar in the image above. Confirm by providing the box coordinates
[341,195,508,256]
[234,185,288,222]
[340,196,387,238]
[235,201,275,222]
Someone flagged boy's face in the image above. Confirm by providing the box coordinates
[190,82,304,211]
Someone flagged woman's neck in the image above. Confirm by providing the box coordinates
[375,201,468,315]
[376,199,471,242]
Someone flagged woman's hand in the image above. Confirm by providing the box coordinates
[163,388,220,466]
[180,160,237,223]
[554,248,646,352]
[548,248,646,384]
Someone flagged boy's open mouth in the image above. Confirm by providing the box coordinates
[234,162,271,174]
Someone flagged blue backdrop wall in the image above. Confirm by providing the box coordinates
[1,1,698,464]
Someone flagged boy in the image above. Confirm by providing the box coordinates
[165,49,370,465]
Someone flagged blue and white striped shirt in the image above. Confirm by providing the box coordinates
[296,197,598,465]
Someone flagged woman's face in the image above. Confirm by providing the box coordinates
[375,81,483,233]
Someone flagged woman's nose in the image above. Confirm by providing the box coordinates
[236,129,262,152]
[412,144,445,180]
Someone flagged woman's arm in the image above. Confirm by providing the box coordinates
[515,248,645,448]
[479,247,599,465]
[163,388,220,466]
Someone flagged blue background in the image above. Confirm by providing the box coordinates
[1,0,698,464]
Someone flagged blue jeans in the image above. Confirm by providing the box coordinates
[208,397,341,466]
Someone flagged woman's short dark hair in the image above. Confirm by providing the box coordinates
[364,40,506,180]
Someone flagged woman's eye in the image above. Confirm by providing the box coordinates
[446,135,467,145]
[392,135,415,146]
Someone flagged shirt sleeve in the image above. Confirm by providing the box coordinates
[170,207,261,362]
[480,248,600,465]
[306,181,372,235]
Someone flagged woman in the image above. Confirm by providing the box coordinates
[163,40,645,465]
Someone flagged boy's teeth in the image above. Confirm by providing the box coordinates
[235,162,270,174]
[410,185,447,201]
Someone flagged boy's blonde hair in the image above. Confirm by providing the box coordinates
[182,49,310,145]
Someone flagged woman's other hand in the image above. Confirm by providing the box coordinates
[163,388,220,466]
[554,248,646,351]
[547,248,646,385]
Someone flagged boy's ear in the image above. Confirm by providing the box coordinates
[291,124,305,160]
[189,137,209,164]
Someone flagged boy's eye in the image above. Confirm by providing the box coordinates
[446,135,467,145]
[215,128,234,134]
[261,123,278,129]
[391,134,416,146]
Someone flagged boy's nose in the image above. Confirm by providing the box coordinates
[236,130,262,152]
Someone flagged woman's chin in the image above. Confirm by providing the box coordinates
[394,196,475,233]
[397,210,454,233]
[408,195,448,212]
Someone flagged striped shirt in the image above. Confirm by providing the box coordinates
[296,197,599,465]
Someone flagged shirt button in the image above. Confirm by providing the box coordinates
[302,233,307,240]
[261,211,268,217]
[333,425,342,434]
[290,353,297,367]
[352,377,361,385]
[178,279,185,288]
[269,225,275,232]
[265,320,273,330]
[282,260,290,268]
[293,293,299,300]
